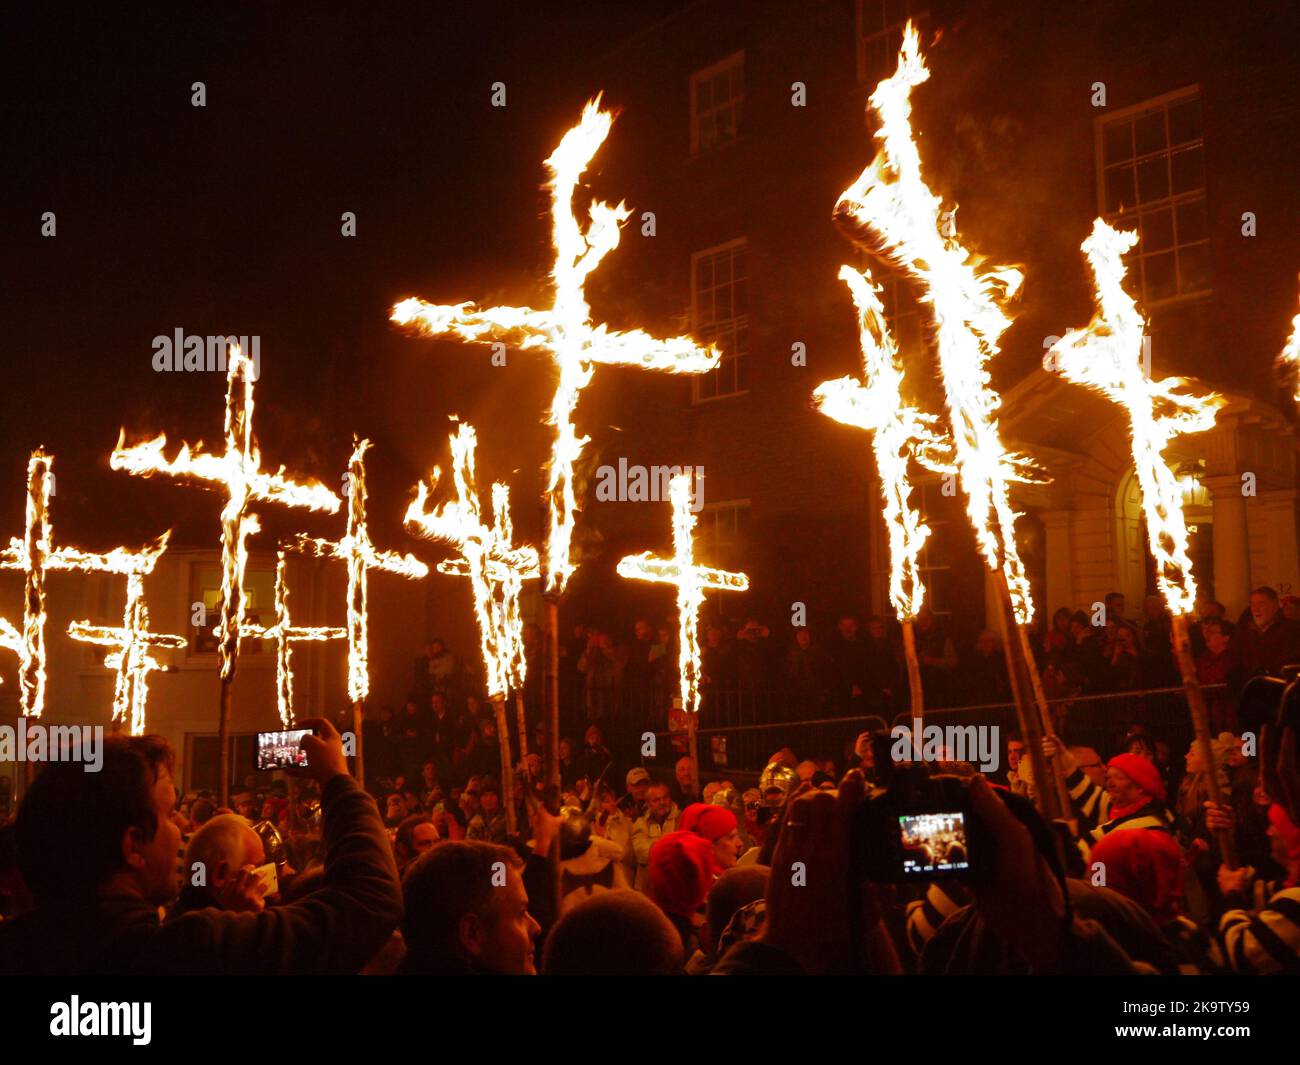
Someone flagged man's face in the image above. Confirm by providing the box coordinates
[837,617,858,640]
[1108,596,1125,618]
[135,770,183,905]
[1250,593,1279,628]
[630,779,648,803]
[1205,625,1230,655]
[469,867,540,975]
[675,758,694,789]
[1007,741,1024,771]
[412,822,439,854]
[635,620,651,640]
[867,619,885,640]
[713,829,743,870]
[648,786,672,819]
[481,792,500,815]
[386,796,406,821]
[431,694,447,715]
[235,796,257,818]
[430,641,445,657]
[1104,767,1143,808]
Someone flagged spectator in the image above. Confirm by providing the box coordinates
[1196,618,1236,732]
[466,781,508,843]
[914,608,959,706]
[393,813,439,872]
[173,813,268,916]
[0,722,401,975]
[647,829,715,956]
[623,767,651,819]
[542,889,683,975]
[1229,586,1300,688]
[965,629,1011,704]
[681,803,744,872]
[686,864,770,974]
[631,783,680,892]
[827,614,871,712]
[672,755,699,807]
[398,841,541,975]
[783,627,832,707]
[578,628,625,723]
[414,638,459,700]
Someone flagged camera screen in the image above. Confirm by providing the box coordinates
[256,729,311,771]
[898,811,969,875]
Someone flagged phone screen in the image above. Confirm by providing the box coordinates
[256,728,312,771]
[898,811,970,876]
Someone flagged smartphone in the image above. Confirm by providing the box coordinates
[252,861,279,897]
[256,728,313,771]
[898,810,971,877]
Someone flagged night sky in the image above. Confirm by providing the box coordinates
[1,1,697,554]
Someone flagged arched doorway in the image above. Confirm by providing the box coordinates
[1113,469,1148,607]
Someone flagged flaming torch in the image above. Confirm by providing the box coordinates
[111,346,341,804]
[814,265,951,722]
[287,438,428,783]
[837,23,1066,817]
[616,473,749,775]
[405,422,542,835]
[1048,219,1233,863]
[1,450,182,735]
[67,531,186,735]
[391,98,720,811]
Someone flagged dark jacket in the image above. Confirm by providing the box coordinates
[0,775,401,975]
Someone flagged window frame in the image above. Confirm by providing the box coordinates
[690,237,751,404]
[689,50,745,155]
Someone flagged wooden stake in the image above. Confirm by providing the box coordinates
[219,673,233,808]
[491,694,518,836]
[901,618,924,723]
[515,691,529,761]
[1171,613,1238,868]
[352,699,366,791]
[544,594,562,907]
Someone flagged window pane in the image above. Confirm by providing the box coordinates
[1167,98,1201,146]
[1170,145,1204,194]
[1133,109,1166,156]
[1175,199,1207,244]
[1136,156,1169,203]
[1103,120,1133,164]
[1142,207,1174,251]
[1145,251,1176,302]
[1105,166,1136,213]
[735,353,749,392]
[1178,243,1210,294]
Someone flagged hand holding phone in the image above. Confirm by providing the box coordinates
[290,718,350,785]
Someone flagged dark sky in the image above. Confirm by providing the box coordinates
[0,1,696,554]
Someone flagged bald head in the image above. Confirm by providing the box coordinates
[184,814,263,889]
[542,890,684,975]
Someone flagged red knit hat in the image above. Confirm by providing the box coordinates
[679,803,738,842]
[1089,828,1184,923]
[647,830,715,917]
[1106,752,1166,802]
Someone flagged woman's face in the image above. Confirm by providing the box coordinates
[1184,742,1202,774]
[560,739,573,759]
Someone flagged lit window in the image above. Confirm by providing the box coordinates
[692,239,750,402]
[690,52,744,154]
[1097,89,1209,305]
[697,501,751,571]
[188,560,274,656]
[857,0,930,87]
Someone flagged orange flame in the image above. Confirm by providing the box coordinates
[1278,282,1300,405]
[814,266,951,621]
[391,99,720,596]
[838,23,1040,624]
[1048,220,1222,616]
[111,346,340,680]
[405,423,540,699]
[288,438,428,703]
[616,474,748,714]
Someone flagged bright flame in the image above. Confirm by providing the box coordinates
[616,474,749,714]
[110,346,340,680]
[1048,220,1222,616]
[1,451,182,722]
[405,423,540,699]
[240,552,346,728]
[1278,281,1300,405]
[814,266,951,620]
[838,23,1040,623]
[67,533,185,735]
[391,98,720,595]
[288,439,428,702]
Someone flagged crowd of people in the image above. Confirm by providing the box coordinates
[0,584,1296,976]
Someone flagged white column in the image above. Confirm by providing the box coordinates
[1041,509,1075,614]
[1255,489,1300,597]
[1206,474,1251,617]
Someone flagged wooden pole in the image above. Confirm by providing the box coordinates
[686,707,700,790]
[1171,613,1238,868]
[219,673,233,808]
[352,699,366,791]
[491,694,518,836]
[991,572,1060,821]
[1014,620,1074,821]
[544,594,562,906]
[901,618,924,724]
[514,691,529,761]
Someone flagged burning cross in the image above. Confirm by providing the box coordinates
[616,474,748,714]
[405,422,540,701]
[111,346,340,680]
[240,551,346,728]
[1,450,180,719]
[392,99,720,595]
[1048,220,1222,617]
[287,438,428,704]
[67,532,186,735]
